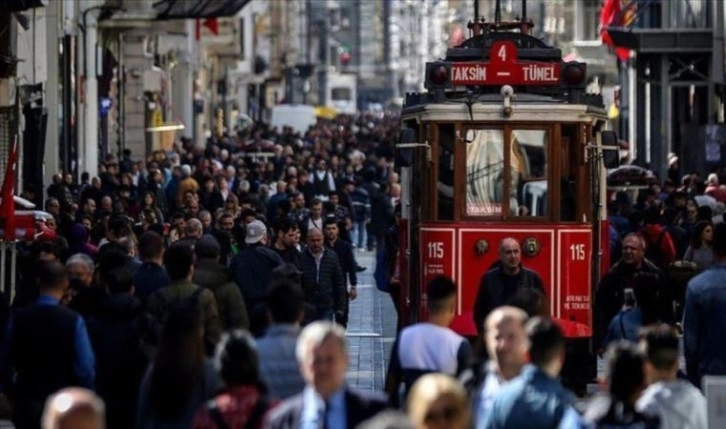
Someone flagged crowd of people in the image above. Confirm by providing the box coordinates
[0,107,723,429]
[0,113,401,429]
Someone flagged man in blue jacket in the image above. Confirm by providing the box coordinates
[0,261,95,429]
[480,317,573,429]
[684,222,726,389]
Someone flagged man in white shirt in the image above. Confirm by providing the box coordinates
[385,276,471,406]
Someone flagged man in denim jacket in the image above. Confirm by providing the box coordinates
[684,222,726,389]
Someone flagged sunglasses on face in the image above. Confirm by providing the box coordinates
[424,406,460,424]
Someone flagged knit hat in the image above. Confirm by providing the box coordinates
[707,173,719,186]
[667,152,679,167]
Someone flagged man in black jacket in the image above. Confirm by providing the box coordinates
[324,218,358,327]
[594,233,671,351]
[231,220,284,316]
[87,268,146,429]
[300,229,347,324]
[473,238,546,335]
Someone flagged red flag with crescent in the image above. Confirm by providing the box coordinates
[0,138,18,241]
[600,0,634,61]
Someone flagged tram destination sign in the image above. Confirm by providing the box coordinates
[450,40,561,86]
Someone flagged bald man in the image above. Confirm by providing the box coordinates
[461,306,529,426]
[42,388,105,429]
[300,228,347,323]
[473,238,545,334]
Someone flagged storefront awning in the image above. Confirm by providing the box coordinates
[154,0,252,19]
[1,0,47,12]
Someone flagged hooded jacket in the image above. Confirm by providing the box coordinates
[640,224,676,268]
[193,258,249,331]
[636,379,707,429]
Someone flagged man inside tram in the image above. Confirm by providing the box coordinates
[473,238,546,335]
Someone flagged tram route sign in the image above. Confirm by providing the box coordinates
[451,40,561,86]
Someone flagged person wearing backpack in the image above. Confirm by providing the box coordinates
[147,243,222,356]
[192,330,277,429]
[601,283,657,349]
[640,206,676,270]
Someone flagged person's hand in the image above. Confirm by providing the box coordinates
[348,287,358,301]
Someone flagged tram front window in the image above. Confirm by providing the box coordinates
[512,129,549,217]
[466,129,505,216]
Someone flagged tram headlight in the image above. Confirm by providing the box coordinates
[562,62,587,88]
[425,62,452,89]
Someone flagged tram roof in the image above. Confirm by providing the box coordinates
[402,100,607,123]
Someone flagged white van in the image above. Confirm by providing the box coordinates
[269,105,317,135]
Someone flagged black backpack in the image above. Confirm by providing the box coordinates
[139,287,205,358]
[644,231,666,268]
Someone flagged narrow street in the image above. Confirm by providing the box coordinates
[345,251,397,392]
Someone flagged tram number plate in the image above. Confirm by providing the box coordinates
[421,229,455,281]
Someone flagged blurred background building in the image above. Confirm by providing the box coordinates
[0,0,724,198]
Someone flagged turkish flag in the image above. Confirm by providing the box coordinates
[600,0,632,61]
[0,138,18,241]
[203,18,219,36]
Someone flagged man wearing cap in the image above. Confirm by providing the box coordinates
[230,220,284,316]
[193,234,249,331]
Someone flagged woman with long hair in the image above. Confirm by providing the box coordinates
[140,191,165,225]
[199,177,225,215]
[683,220,714,270]
[407,374,470,429]
[136,306,221,428]
[583,341,659,428]
[193,330,276,428]
[220,194,241,219]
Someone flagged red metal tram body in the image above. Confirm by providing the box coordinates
[395,16,619,385]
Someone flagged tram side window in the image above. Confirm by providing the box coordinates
[437,124,455,221]
[465,129,505,216]
[512,129,549,217]
[560,126,578,222]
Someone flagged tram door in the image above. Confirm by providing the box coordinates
[396,123,431,326]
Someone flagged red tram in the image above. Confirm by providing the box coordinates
[395,11,619,385]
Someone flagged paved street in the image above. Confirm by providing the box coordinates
[345,251,397,392]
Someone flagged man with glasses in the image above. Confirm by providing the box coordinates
[594,233,671,353]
